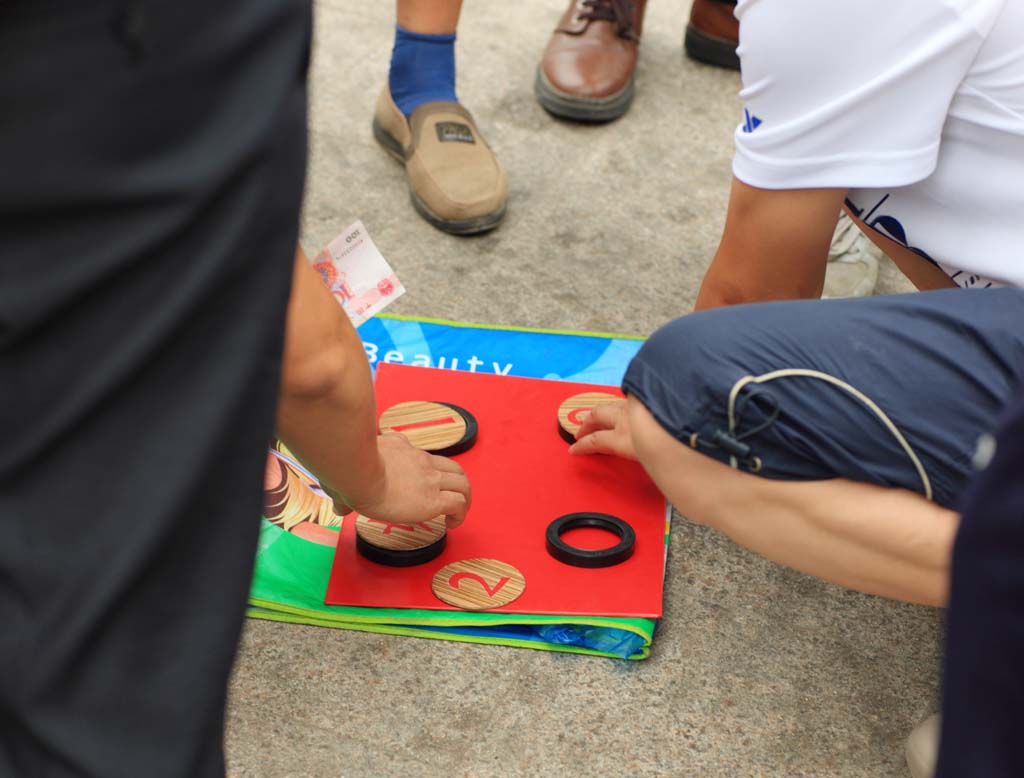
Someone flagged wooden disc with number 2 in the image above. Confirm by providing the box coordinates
[378,401,478,457]
[431,559,526,611]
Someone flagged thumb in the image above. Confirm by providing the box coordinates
[439,491,469,528]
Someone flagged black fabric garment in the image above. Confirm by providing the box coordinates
[623,288,1024,507]
[936,392,1024,777]
[0,1,310,775]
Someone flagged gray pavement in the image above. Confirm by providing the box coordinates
[225,2,936,776]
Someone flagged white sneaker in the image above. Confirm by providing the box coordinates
[906,713,940,778]
[822,211,881,299]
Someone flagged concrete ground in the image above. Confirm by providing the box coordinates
[226,2,938,776]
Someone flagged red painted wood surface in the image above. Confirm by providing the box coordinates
[324,364,667,617]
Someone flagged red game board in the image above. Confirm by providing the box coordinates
[324,364,668,618]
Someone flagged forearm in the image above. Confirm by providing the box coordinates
[628,396,957,606]
[717,477,958,607]
[275,248,385,509]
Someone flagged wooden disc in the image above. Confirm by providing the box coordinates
[431,559,526,611]
[354,513,446,551]
[379,401,469,453]
[557,392,621,442]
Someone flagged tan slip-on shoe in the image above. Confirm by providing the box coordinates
[372,87,507,235]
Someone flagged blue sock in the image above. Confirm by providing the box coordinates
[388,25,458,118]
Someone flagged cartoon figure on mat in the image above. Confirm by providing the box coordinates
[263,440,345,547]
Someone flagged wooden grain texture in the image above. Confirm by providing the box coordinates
[431,558,526,611]
[557,391,621,437]
[354,513,447,551]
[378,401,467,451]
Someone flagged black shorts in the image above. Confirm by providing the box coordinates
[624,288,1024,507]
[937,392,1024,776]
[0,2,310,775]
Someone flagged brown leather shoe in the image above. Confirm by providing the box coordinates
[684,0,739,71]
[536,0,647,123]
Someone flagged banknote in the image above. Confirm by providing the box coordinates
[311,220,406,327]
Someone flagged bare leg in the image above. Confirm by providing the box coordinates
[397,0,463,34]
[626,395,958,606]
[381,0,507,234]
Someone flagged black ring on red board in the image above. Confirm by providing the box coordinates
[356,532,447,567]
[433,402,478,457]
[545,512,636,568]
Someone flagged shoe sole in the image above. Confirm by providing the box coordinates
[684,24,740,71]
[372,117,506,236]
[533,67,634,123]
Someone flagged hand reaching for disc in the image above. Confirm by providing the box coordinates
[568,399,639,461]
[339,433,472,528]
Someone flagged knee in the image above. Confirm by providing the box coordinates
[624,309,743,446]
[635,310,726,376]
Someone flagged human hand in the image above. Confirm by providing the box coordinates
[342,433,472,528]
[567,399,639,461]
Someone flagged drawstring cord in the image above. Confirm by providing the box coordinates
[689,368,933,500]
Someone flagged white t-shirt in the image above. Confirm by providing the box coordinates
[731,0,1024,289]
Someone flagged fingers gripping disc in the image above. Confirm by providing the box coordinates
[355,514,447,567]
[557,392,620,444]
[546,512,636,568]
[379,401,478,456]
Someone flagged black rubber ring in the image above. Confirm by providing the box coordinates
[545,512,636,568]
[356,532,447,567]
[434,402,478,457]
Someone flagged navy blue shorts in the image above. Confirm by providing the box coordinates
[623,288,1024,508]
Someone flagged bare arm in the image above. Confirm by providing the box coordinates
[571,399,956,605]
[626,396,956,606]
[275,247,471,526]
[698,176,956,307]
[695,178,848,310]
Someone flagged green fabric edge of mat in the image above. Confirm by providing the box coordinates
[246,601,651,660]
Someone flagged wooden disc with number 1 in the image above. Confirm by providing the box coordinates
[378,401,478,457]
[355,514,447,567]
[557,391,620,444]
